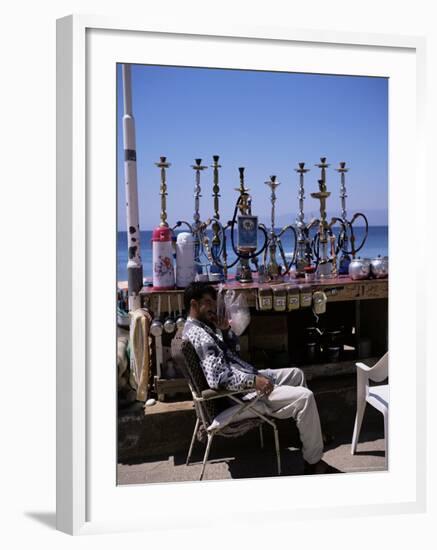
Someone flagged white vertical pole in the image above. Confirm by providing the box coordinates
[122,63,143,306]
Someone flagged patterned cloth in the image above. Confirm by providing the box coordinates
[129,308,152,402]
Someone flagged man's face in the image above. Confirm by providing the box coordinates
[190,293,217,327]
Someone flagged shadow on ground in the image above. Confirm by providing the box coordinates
[226,449,341,478]
[119,420,384,468]
[24,512,56,530]
[353,449,385,457]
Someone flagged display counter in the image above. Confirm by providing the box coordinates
[137,276,388,401]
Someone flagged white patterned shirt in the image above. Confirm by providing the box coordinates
[182,317,257,392]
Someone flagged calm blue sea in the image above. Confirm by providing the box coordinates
[117,226,388,282]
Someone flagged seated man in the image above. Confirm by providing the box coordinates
[182,281,327,474]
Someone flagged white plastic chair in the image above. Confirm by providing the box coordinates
[351,352,389,465]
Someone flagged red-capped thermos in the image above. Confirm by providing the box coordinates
[152,226,175,289]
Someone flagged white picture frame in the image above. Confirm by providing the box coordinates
[56,14,427,536]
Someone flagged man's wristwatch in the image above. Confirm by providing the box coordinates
[247,375,256,389]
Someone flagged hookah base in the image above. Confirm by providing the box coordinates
[316,262,335,280]
[208,272,225,283]
[237,275,253,284]
[268,275,284,284]
[236,260,253,284]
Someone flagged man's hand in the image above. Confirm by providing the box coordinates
[216,315,231,331]
[255,375,274,396]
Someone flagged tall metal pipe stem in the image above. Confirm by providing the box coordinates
[155,157,171,227]
[191,158,207,273]
[294,162,311,274]
[315,157,329,189]
[235,167,253,283]
[264,175,281,280]
[211,155,221,246]
[192,158,207,230]
[335,161,353,272]
[311,177,333,278]
[296,163,308,231]
[122,64,143,300]
[210,155,223,278]
[337,161,349,222]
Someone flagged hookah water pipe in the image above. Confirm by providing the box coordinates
[309,158,345,279]
[209,166,268,282]
[260,175,297,282]
[171,157,225,279]
[294,162,313,276]
[156,156,171,228]
[192,158,208,272]
[171,158,209,274]
[334,162,369,274]
[152,157,175,289]
[209,155,225,280]
[185,155,227,281]
[233,167,258,282]
[263,175,281,280]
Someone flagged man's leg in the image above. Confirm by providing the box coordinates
[259,368,323,465]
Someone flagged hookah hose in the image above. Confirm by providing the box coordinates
[173,217,227,270]
[209,214,239,269]
[210,196,269,270]
[231,196,269,270]
[170,219,212,269]
[171,219,193,232]
[277,224,298,273]
[311,232,323,269]
[304,218,320,267]
[329,217,348,255]
[311,220,346,268]
[340,212,369,256]
[249,224,269,271]
[199,219,226,267]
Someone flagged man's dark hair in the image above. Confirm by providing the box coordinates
[183,281,217,312]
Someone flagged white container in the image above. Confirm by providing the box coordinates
[176,232,195,288]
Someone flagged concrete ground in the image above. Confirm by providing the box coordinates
[118,371,387,485]
[117,429,386,485]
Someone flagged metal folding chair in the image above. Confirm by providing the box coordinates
[172,339,282,480]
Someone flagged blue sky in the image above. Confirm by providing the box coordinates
[117,64,388,230]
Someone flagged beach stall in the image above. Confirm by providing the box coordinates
[138,272,388,401]
[118,70,388,400]
[116,63,389,479]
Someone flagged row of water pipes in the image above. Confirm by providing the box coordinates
[121,63,373,388]
[122,64,368,309]
[146,154,369,288]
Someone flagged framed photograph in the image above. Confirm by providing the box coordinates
[57,15,427,535]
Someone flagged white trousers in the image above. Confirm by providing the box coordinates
[215,367,324,464]
[259,367,324,464]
